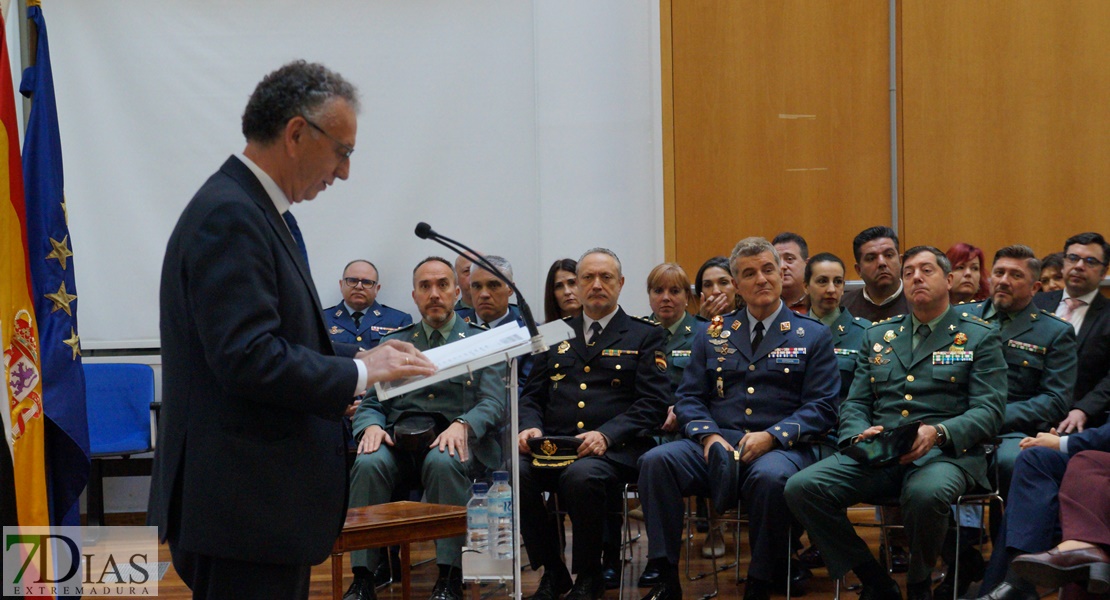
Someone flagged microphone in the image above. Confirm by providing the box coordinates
[413,222,546,354]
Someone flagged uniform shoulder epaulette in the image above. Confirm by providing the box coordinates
[631,315,661,327]
[386,322,418,336]
[467,321,490,331]
[869,314,905,327]
[794,311,822,324]
[957,312,993,328]
[693,314,711,323]
[1038,308,1070,325]
[849,316,869,329]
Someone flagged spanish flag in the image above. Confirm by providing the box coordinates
[0,6,50,528]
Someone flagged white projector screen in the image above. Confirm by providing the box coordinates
[38,1,663,349]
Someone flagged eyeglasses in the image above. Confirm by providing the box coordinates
[302,116,354,160]
[1064,254,1108,268]
[343,277,377,288]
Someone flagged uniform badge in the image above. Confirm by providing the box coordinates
[731,320,741,331]
[550,373,566,382]
[708,315,724,337]
[780,321,791,332]
[557,340,570,354]
[716,377,724,398]
[720,330,731,339]
[685,325,693,333]
[949,324,957,331]
[540,439,558,456]
[873,342,883,353]
[458,332,466,338]
[374,310,381,316]
[899,325,905,332]
[795,327,805,338]
[330,325,340,334]
[871,354,890,365]
[837,325,845,333]
[655,350,668,372]
[954,332,968,346]
[709,338,728,346]
[883,330,896,343]
[715,345,737,356]
[335,309,343,317]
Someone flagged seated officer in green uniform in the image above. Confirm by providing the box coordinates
[964,245,1077,495]
[805,252,869,400]
[344,257,507,600]
[786,245,1007,600]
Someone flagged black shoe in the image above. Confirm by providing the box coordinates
[640,581,682,600]
[601,566,621,591]
[528,569,574,600]
[429,575,463,600]
[887,545,911,574]
[860,580,903,600]
[637,565,662,588]
[344,577,378,600]
[935,548,986,599]
[743,577,771,600]
[972,581,1039,600]
[907,579,933,600]
[799,545,825,569]
[565,572,606,600]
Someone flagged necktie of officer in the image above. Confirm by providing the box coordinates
[352,311,363,329]
[588,321,603,345]
[913,324,931,353]
[282,210,310,271]
[429,330,445,348]
[751,321,765,352]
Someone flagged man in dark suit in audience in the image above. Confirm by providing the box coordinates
[517,248,671,600]
[1033,232,1110,432]
[149,61,434,600]
[975,422,1110,600]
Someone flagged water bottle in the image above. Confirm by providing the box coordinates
[488,470,513,560]
[466,482,490,552]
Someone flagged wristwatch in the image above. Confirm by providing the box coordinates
[933,425,947,448]
[453,417,469,429]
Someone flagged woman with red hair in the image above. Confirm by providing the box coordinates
[946,242,990,305]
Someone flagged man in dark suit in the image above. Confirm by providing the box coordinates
[637,237,840,600]
[974,422,1110,600]
[325,259,413,350]
[148,61,435,600]
[517,248,671,600]
[1033,232,1110,432]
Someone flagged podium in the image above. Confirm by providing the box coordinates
[375,319,575,600]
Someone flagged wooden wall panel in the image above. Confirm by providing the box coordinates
[667,1,892,275]
[899,1,1110,258]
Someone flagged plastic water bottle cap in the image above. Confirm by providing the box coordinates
[493,471,509,482]
[472,482,489,494]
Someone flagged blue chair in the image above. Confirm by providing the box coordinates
[84,363,156,526]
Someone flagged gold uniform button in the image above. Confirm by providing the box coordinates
[554,363,560,369]
[950,376,956,383]
[576,421,585,429]
[466,380,472,386]
[870,376,875,383]
[906,375,914,382]
[901,409,910,417]
[1022,360,1029,366]
[428,394,435,400]
[784,368,790,374]
[577,401,585,408]
[905,394,913,401]
[356,336,363,342]
[747,387,755,394]
[745,408,752,415]
[584,366,591,373]
[748,365,756,371]
[580,383,587,390]
[615,365,622,370]
[716,367,723,372]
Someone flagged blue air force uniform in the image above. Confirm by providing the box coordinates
[324,301,412,350]
[637,304,840,581]
[962,300,1077,495]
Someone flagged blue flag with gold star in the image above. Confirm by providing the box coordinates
[21,1,90,527]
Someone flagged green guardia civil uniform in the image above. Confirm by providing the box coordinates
[348,314,507,571]
[826,308,870,400]
[656,311,703,390]
[962,300,1076,495]
[785,305,1006,584]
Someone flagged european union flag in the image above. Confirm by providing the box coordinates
[21,2,91,527]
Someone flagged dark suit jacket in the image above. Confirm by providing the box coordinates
[1034,290,1110,425]
[149,156,358,565]
[518,308,671,468]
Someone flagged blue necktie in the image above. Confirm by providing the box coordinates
[282,210,310,271]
